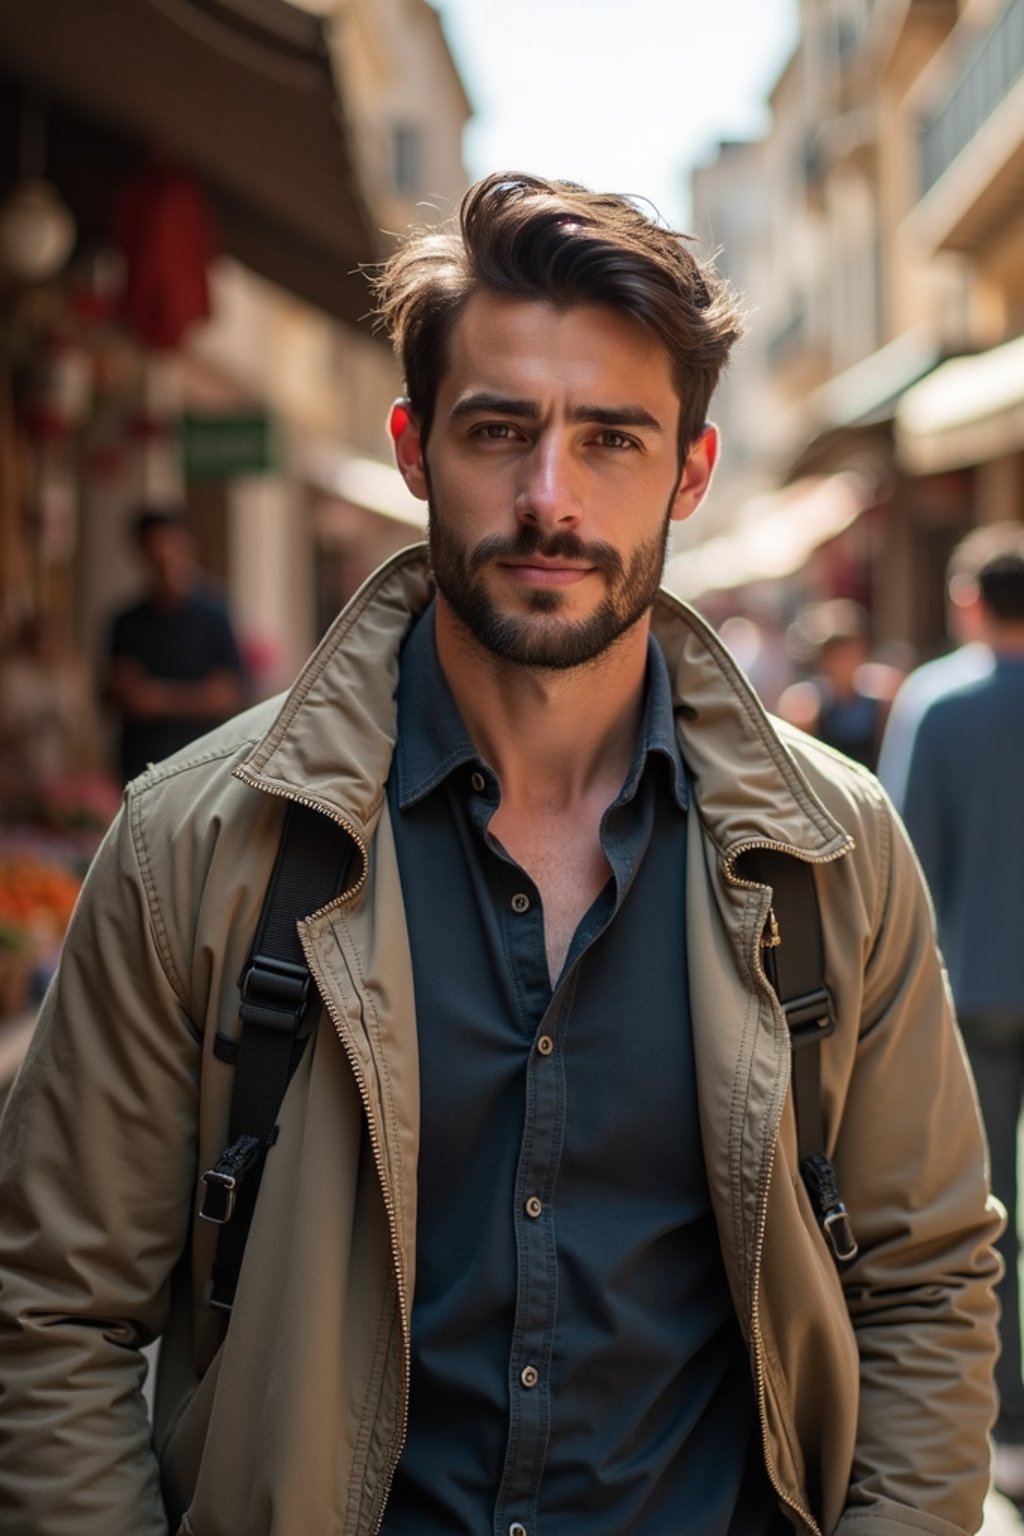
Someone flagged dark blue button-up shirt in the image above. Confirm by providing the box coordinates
[380,602,781,1536]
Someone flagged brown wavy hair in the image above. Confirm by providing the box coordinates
[372,171,744,455]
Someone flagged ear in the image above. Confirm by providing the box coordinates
[389,399,429,501]
[670,425,719,524]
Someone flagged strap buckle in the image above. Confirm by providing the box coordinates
[239,955,311,1030]
[200,1134,264,1225]
[822,1203,859,1265]
[783,986,835,1047]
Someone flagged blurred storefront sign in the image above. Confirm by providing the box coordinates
[664,472,872,600]
[182,411,275,482]
[896,333,1024,474]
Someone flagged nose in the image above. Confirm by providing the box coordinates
[514,435,581,531]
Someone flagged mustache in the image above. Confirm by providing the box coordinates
[466,527,624,578]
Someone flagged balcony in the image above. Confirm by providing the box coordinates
[908,0,1024,253]
[765,302,830,394]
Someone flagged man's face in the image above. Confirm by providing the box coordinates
[139,524,194,598]
[393,291,716,670]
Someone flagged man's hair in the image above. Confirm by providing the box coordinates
[948,521,1024,622]
[977,532,1024,624]
[373,171,744,454]
[132,505,188,543]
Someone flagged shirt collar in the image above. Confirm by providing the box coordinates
[393,599,688,812]
[618,637,688,810]
[394,601,481,808]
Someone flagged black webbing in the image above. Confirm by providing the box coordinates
[755,854,829,1162]
[205,801,354,1310]
[747,850,858,1266]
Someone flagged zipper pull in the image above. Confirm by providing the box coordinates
[761,906,781,949]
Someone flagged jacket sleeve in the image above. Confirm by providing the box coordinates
[833,782,1001,1535]
[0,790,202,1535]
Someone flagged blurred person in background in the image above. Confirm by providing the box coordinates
[716,609,793,711]
[105,505,247,783]
[877,524,1015,811]
[777,599,898,770]
[900,526,1024,1503]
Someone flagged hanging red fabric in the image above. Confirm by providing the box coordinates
[115,159,217,350]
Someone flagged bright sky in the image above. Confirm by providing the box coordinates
[435,0,799,230]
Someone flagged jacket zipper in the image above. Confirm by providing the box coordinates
[722,835,851,1536]
[233,775,411,1534]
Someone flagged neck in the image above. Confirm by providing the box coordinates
[434,599,651,811]
[985,618,1024,656]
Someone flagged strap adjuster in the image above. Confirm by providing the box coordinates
[822,1203,859,1265]
[200,1134,264,1224]
[239,955,311,1030]
[783,986,835,1046]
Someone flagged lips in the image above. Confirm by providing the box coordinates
[500,561,594,587]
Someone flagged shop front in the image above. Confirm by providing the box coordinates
[0,0,383,1041]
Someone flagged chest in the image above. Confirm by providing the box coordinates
[490,803,613,983]
[396,784,695,1178]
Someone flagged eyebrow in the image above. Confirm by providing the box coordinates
[449,391,665,434]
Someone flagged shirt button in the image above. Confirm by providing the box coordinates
[524,1195,543,1218]
[470,770,486,793]
[520,1364,539,1389]
[536,1034,554,1056]
[510,892,530,914]
[510,1525,528,1536]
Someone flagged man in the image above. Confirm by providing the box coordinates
[0,174,1000,1535]
[877,524,1004,811]
[900,527,1024,1503]
[107,505,247,782]
[780,599,890,770]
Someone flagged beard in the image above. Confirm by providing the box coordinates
[427,505,672,671]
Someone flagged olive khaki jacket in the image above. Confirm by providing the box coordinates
[0,549,1001,1536]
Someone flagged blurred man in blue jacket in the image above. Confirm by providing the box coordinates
[902,523,1024,1499]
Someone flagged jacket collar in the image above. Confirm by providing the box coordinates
[235,544,851,869]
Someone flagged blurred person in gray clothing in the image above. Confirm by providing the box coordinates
[877,524,1012,810]
[901,524,1024,1500]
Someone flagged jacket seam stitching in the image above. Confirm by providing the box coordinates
[132,735,262,792]
[337,916,406,1254]
[127,785,190,1011]
[346,1268,401,1533]
[871,785,891,941]
[731,888,764,1315]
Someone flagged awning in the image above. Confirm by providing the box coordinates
[895,333,1024,473]
[663,472,871,600]
[0,0,379,326]
[300,440,427,532]
[806,323,942,431]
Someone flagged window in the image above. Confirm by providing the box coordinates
[392,123,422,197]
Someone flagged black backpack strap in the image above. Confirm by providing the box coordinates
[748,851,858,1269]
[200,801,354,1311]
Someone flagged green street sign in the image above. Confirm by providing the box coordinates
[181,412,275,481]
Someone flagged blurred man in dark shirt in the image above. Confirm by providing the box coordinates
[107,506,246,783]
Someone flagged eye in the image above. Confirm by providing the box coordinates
[471,422,521,441]
[595,430,640,451]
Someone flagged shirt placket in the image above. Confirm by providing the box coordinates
[491,873,573,1536]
